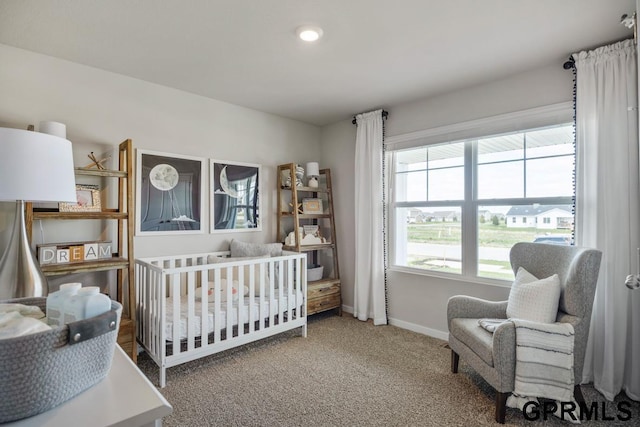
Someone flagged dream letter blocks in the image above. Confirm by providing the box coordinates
[37,241,112,265]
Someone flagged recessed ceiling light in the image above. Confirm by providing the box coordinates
[296,25,323,42]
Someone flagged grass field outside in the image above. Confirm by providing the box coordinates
[404,221,571,280]
[407,221,570,247]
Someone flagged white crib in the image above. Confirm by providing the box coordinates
[135,251,307,387]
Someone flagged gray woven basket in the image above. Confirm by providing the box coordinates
[0,297,121,423]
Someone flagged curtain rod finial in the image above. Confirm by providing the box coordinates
[563,57,575,70]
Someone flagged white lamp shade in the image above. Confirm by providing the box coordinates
[0,127,76,203]
[306,162,320,177]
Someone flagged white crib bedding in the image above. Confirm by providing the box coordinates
[163,290,303,341]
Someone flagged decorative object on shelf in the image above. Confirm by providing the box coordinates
[289,202,303,214]
[210,160,261,233]
[37,240,112,265]
[0,126,76,299]
[295,164,304,187]
[302,198,323,214]
[83,151,110,170]
[59,184,101,212]
[307,264,324,281]
[136,149,205,235]
[284,230,302,246]
[306,162,320,188]
[301,225,327,245]
[281,164,305,188]
[280,168,292,188]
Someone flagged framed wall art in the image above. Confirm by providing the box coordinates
[59,184,102,212]
[136,149,205,235]
[210,160,261,233]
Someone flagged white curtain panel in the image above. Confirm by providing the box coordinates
[354,109,387,325]
[574,39,640,401]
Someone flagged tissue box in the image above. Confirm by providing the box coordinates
[0,297,121,423]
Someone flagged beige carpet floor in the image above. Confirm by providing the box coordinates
[137,312,638,426]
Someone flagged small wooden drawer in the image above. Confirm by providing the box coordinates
[308,294,341,315]
[308,283,340,299]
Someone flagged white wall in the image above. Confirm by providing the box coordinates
[319,119,357,309]
[320,63,574,338]
[0,44,320,289]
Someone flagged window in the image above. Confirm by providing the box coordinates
[390,119,574,282]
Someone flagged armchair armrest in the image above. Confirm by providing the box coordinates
[492,321,516,388]
[447,296,508,330]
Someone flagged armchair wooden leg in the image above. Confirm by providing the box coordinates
[451,350,459,373]
[495,392,508,424]
[574,385,585,404]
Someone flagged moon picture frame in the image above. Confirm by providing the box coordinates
[210,159,261,233]
[136,149,205,235]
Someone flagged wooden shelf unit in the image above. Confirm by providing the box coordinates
[277,163,341,316]
[26,139,137,362]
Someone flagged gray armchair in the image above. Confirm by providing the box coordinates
[447,242,602,423]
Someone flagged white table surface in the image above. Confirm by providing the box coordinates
[6,346,172,427]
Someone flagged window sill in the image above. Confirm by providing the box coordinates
[387,265,513,289]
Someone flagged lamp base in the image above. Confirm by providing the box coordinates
[0,201,48,299]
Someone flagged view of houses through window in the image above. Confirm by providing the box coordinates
[392,122,575,281]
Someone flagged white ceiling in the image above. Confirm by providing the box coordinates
[0,0,635,126]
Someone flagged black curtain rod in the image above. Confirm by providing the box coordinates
[352,110,389,125]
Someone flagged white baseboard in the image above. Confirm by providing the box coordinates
[341,304,449,341]
[388,317,449,341]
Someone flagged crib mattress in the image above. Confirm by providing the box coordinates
[163,291,303,341]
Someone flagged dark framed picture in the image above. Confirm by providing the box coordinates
[59,184,101,212]
[136,149,205,235]
[210,160,261,233]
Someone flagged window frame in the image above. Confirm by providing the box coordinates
[386,103,574,285]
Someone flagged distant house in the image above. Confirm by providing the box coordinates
[431,210,459,222]
[505,205,573,229]
[407,208,426,223]
[478,210,492,222]
[478,210,504,222]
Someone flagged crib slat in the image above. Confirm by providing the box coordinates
[154,268,159,358]
[248,261,255,334]
[187,271,196,351]
[259,263,266,330]
[213,269,222,343]
[269,262,275,327]
[171,272,180,357]
[225,265,233,341]
[200,269,209,350]
[237,263,244,338]
[288,257,294,320]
